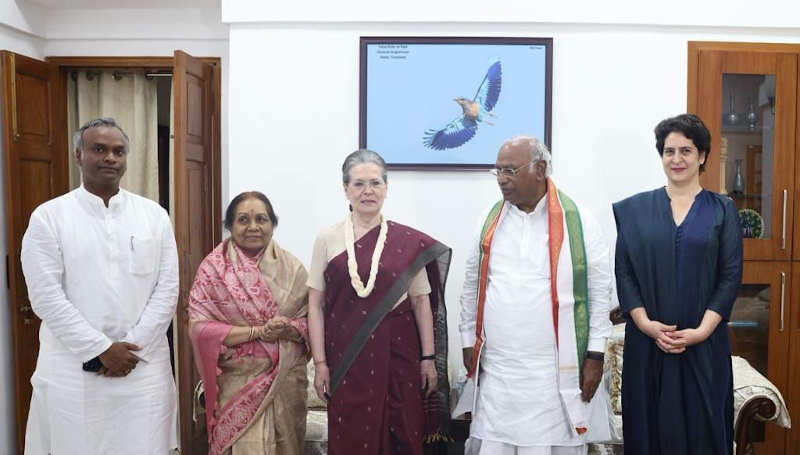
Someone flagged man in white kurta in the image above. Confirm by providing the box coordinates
[20,118,179,455]
[459,136,611,455]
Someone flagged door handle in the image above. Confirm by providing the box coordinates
[8,54,19,142]
[779,271,786,332]
[781,189,787,250]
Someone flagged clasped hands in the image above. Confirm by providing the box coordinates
[256,315,297,342]
[97,341,141,377]
[641,319,710,354]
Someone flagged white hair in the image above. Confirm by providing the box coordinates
[342,149,387,184]
[506,135,552,176]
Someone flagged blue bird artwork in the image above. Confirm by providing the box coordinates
[423,59,502,151]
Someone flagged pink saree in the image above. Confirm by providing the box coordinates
[188,239,309,454]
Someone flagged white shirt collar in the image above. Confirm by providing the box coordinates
[75,184,127,214]
[508,192,548,217]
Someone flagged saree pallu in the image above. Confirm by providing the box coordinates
[188,239,310,455]
[323,221,451,455]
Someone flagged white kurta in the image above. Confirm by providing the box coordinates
[459,196,611,449]
[21,186,179,455]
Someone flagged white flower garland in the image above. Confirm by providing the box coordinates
[344,213,388,298]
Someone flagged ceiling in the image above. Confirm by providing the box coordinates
[24,0,219,8]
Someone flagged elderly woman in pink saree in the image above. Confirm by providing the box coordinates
[189,191,309,454]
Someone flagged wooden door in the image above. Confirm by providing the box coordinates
[0,51,68,452]
[173,50,221,454]
[732,261,791,453]
[691,48,797,260]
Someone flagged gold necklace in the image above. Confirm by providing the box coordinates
[344,213,388,298]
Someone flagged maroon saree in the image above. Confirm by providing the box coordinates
[324,221,451,455]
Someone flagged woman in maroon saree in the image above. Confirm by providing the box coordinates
[307,150,451,454]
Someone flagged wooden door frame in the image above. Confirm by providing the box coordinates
[172,51,220,454]
[46,56,220,68]
[35,54,221,452]
[45,54,223,242]
[1,51,69,453]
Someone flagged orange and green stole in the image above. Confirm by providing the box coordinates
[468,178,591,435]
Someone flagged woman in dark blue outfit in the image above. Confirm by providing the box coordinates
[613,114,743,455]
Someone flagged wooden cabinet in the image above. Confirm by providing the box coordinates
[689,41,800,454]
[732,262,791,453]
[787,263,800,455]
[691,45,797,260]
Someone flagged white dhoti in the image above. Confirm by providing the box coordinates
[25,337,178,455]
[466,438,587,455]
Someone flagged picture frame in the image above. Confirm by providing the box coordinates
[359,36,553,170]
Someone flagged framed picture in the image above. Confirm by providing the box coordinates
[359,37,552,170]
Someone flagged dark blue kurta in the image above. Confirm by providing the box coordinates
[613,188,743,455]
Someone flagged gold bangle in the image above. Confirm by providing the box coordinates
[248,326,255,341]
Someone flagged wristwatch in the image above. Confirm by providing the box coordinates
[82,356,103,372]
[585,350,605,361]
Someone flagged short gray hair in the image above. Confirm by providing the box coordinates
[73,117,130,152]
[506,135,553,177]
[342,149,388,185]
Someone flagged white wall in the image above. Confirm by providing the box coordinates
[0,0,44,37]
[0,21,46,455]
[225,18,800,376]
[222,0,800,28]
[0,24,44,57]
[42,7,226,40]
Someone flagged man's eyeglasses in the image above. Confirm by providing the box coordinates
[489,161,533,177]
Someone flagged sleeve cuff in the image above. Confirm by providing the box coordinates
[587,337,607,353]
[460,330,476,348]
[707,305,731,322]
[83,337,113,363]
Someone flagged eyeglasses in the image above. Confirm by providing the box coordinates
[489,161,533,177]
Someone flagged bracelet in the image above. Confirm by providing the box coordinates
[314,359,327,365]
[248,326,255,342]
[585,350,604,361]
[420,354,436,361]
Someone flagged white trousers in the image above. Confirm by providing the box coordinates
[466,438,588,455]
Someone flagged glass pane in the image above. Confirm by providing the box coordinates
[729,284,770,375]
[720,74,776,240]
